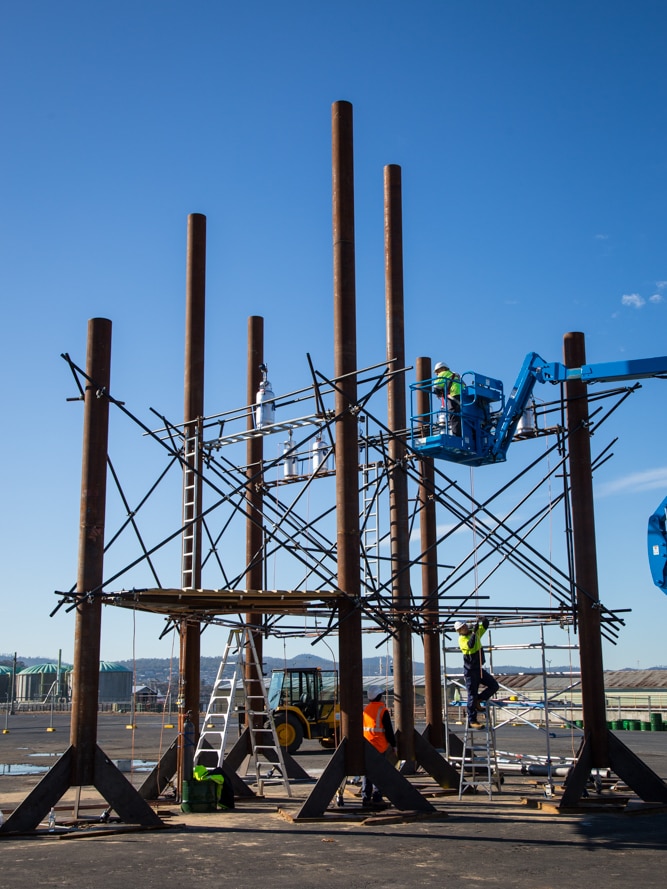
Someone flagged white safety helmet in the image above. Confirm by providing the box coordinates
[367,684,384,701]
[434,361,448,373]
[454,620,467,631]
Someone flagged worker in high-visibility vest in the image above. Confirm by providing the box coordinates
[362,685,397,806]
[433,361,462,436]
[455,617,499,728]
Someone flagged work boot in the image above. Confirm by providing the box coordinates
[468,720,484,730]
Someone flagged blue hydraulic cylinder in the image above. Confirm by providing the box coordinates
[487,352,546,461]
[648,496,667,593]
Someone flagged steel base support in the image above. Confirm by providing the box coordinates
[412,728,460,789]
[0,745,163,835]
[293,738,435,820]
[559,730,667,808]
[139,738,178,800]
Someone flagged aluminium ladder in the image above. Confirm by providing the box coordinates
[456,704,502,799]
[181,422,202,590]
[194,627,291,797]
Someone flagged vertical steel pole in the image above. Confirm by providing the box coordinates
[416,356,444,748]
[332,100,364,776]
[384,164,415,762]
[179,213,206,785]
[69,317,112,786]
[564,331,609,767]
[245,316,265,725]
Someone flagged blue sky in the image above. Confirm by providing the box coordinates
[1,1,666,672]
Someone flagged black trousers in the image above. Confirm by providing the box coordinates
[464,666,499,723]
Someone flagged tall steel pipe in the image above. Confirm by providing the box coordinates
[69,317,112,786]
[384,164,415,762]
[416,356,444,748]
[245,316,265,723]
[564,331,609,766]
[179,213,206,780]
[332,100,364,775]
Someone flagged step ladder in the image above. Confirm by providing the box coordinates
[194,627,292,797]
[456,705,502,799]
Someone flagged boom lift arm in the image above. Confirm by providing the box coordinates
[410,352,667,467]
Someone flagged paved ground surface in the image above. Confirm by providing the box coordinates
[1,712,666,888]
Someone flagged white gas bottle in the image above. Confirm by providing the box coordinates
[312,434,328,471]
[283,434,298,478]
[255,378,275,429]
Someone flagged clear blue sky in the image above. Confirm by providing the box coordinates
[2,1,666,672]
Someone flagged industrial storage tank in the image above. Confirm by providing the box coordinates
[16,663,69,702]
[97,661,133,703]
[0,664,12,701]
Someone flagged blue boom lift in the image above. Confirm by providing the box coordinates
[410,351,667,468]
[648,495,667,594]
[410,350,667,596]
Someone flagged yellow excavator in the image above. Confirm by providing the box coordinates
[268,667,339,754]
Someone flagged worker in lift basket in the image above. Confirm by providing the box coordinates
[433,361,462,436]
[362,685,398,806]
[455,617,499,729]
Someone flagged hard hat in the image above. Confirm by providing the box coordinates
[454,620,467,631]
[434,361,448,373]
[367,684,384,701]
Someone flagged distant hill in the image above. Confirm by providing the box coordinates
[3,653,665,688]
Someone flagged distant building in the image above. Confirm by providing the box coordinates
[16,663,69,702]
[94,662,133,703]
[0,665,12,701]
[132,684,158,709]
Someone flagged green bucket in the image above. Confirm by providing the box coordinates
[610,720,623,730]
[650,713,663,731]
[181,778,218,813]
[641,721,652,732]
[631,720,642,731]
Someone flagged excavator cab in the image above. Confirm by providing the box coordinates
[268,667,339,754]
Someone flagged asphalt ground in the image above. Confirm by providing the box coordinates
[1,712,666,888]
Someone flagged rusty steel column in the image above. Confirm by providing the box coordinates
[416,356,444,748]
[69,317,112,786]
[332,100,364,776]
[178,213,206,784]
[384,164,415,763]
[564,331,609,767]
[245,316,265,724]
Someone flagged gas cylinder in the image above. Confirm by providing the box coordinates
[312,433,328,471]
[517,397,538,435]
[283,432,298,478]
[255,378,275,428]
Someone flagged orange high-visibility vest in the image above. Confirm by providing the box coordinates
[363,700,390,753]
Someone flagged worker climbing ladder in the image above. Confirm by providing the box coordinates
[194,627,292,797]
[456,705,502,799]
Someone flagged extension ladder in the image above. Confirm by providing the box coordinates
[456,705,502,799]
[181,422,202,590]
[194,627,291,797]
